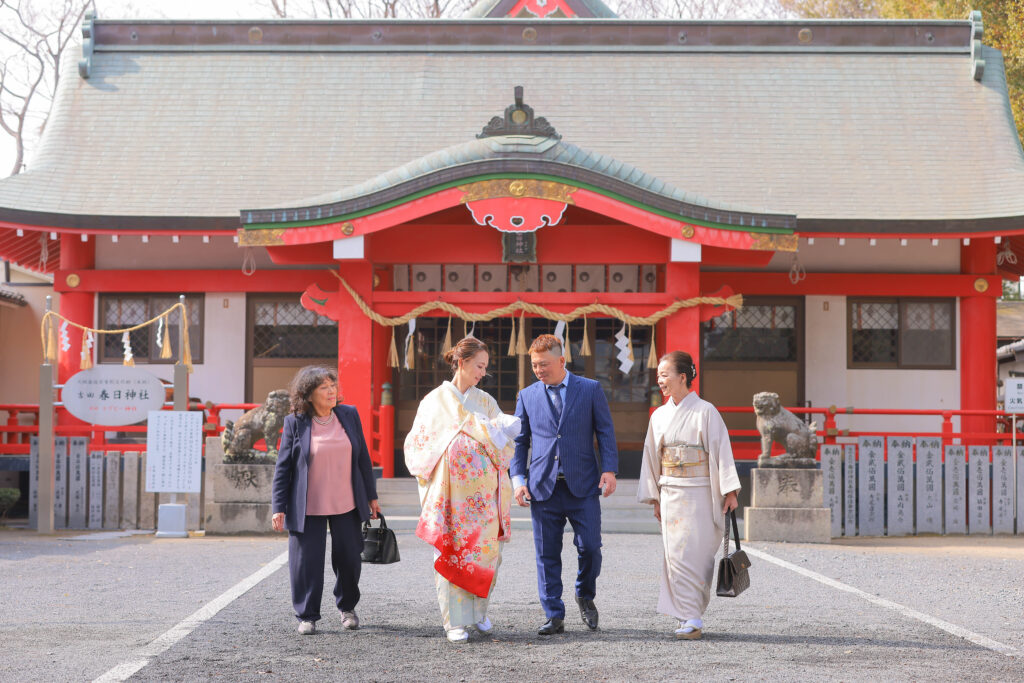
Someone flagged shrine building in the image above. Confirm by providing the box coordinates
[1,2,1023,476]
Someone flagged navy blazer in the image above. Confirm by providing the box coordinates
[511,372,618,502]
[272,404,378,533]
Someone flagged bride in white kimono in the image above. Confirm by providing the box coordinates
[638,350,740,640]
[404,336,520,643]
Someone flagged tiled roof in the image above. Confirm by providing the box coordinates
[0,17,1022,234]
[0,287,27,307]
[243,132,796,230]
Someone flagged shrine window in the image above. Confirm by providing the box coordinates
[99,294,204,364]
[589,319,652,403]
[848,298,954,369]
[250,296,337,360]
[396,317,519,409]
[394,316,656,408]
[391,264,659,293]
[702,303,799,363]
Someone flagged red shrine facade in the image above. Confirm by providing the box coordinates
[1,3,1023,475]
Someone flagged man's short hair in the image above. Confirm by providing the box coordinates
[530,333,563,356]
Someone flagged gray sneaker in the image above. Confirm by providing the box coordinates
[342,611,360,630]
[297,620,316,635]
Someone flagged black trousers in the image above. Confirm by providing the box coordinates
[288,510,364,622]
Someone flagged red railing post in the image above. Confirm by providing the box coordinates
[379,383,395,478]
[824,405,838,445]
[205,403,222,440]
[5,409,18,445]
[941,411,953,448]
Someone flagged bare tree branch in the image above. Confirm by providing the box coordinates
[0,0,95,175]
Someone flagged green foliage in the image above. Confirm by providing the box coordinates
[0,488,20,519]
[779,0,1024,150]
[1004,278,1023,300]
[776,0,878,17]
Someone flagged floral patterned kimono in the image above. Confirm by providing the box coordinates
[404,382,519,631]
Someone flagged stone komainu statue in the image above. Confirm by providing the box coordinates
[222,389,290,462]
[753,391,818,468]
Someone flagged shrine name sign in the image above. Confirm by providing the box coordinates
[62,365,166,426]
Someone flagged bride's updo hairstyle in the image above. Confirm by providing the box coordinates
[443,335,489,375]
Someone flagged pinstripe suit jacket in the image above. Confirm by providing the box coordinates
[511,372,618,502]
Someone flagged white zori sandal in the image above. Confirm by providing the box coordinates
[446,628,470,643]
[675,619,703,640]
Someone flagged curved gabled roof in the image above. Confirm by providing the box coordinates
[464,0,618,18]
[241,127,794,231]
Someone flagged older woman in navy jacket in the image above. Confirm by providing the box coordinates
[271,365,380,635]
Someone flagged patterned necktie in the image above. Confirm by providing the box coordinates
[547,384,564,421]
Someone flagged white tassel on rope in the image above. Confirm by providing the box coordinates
[553,320,567,354]
[122,330,134,366]
[404,317,416,370]
[242,247,257,276]
[38,233,49,271]
[59,320,70,352]
[614,321,634,375]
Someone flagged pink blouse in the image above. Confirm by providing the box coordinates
[305,414,355,516]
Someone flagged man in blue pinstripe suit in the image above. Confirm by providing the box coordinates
[512,333,618,635]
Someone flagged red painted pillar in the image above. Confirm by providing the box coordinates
[371,268,394,475]
[58,234,96,425]
[664,262,701,393]
[335,261,374,449]
[960,239,997,443]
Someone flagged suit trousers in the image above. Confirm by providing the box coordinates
[530,478,603,619]
[288,510,364,622]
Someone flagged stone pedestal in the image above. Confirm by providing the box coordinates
[744,468,831,543]
[155,503,188,538]
[203,437,275,534]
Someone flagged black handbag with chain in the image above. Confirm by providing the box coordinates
[716,510,751,597]
[361,513,400,564]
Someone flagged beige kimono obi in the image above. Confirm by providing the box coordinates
[660,441,710,478]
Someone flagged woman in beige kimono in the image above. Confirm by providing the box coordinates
[638,350,741,640]
[404,335,520,643]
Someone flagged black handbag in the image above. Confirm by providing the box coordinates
[361,513,400,564]
[716,510,751,597]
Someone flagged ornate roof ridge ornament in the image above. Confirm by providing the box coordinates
[478,86,561,140]
[78,10,96,79]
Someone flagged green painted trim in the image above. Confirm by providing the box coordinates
[243,172,793,235]
[308,295,328,306]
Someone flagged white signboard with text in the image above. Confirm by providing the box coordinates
[1005,378,1024,412]
[145,411,203,493]
[63,365,166,426]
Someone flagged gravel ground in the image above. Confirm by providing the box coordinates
[2,528,1022,682]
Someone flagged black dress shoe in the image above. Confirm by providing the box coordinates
[538,617,564,635]
[576,596,599,630]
